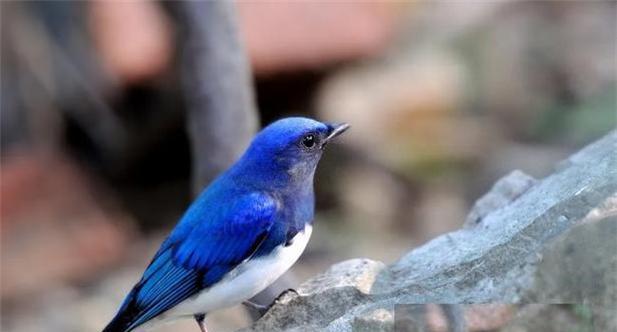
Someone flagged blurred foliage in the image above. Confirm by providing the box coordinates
[532,85,617,145]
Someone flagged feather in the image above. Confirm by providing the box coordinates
[102,192,277,332]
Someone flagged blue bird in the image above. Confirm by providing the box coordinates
[103,117,349,332]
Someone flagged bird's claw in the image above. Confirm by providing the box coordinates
[243,288,298,316]
[274,288,299,303]
[242,300,269,316]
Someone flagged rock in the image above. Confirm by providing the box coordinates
[241,131,617,331]
[525,217,617,303]
[245,259,386,332]
[351,308,393,332]
[464,170,537,227]
[523,216,617,331]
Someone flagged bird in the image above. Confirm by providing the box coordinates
[103,117,350,332]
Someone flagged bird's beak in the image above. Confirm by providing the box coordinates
[324,123,350,144]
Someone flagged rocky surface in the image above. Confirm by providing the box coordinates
[242,131,617,332]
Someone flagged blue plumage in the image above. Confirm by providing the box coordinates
[103,118,349,332]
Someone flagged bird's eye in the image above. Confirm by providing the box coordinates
[301,134,316,149]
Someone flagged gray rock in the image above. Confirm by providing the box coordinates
[241,131,617,332]
[525,217,617,303]
[464,170,537,227]
[524,216,617,331]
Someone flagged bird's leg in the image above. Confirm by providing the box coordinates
[194,313,207,332]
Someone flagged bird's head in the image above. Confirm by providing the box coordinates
[237,117,349,185]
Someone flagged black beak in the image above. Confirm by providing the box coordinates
[323,122,350,144]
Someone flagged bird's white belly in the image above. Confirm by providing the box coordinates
[159,224,312,321]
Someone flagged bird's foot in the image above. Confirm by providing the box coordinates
[274,288,299,303]
[243,289,299,316]
[194,313,207,332]
[242,300,270,316]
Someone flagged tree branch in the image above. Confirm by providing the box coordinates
[176,0,259,193]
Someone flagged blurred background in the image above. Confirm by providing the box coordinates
[1,1,615,331]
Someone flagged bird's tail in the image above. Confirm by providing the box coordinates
[102,313,134,332]
[102,290,140,332]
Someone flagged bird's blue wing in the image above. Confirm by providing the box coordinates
[172,191,277,271]
[103,192,277,332]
